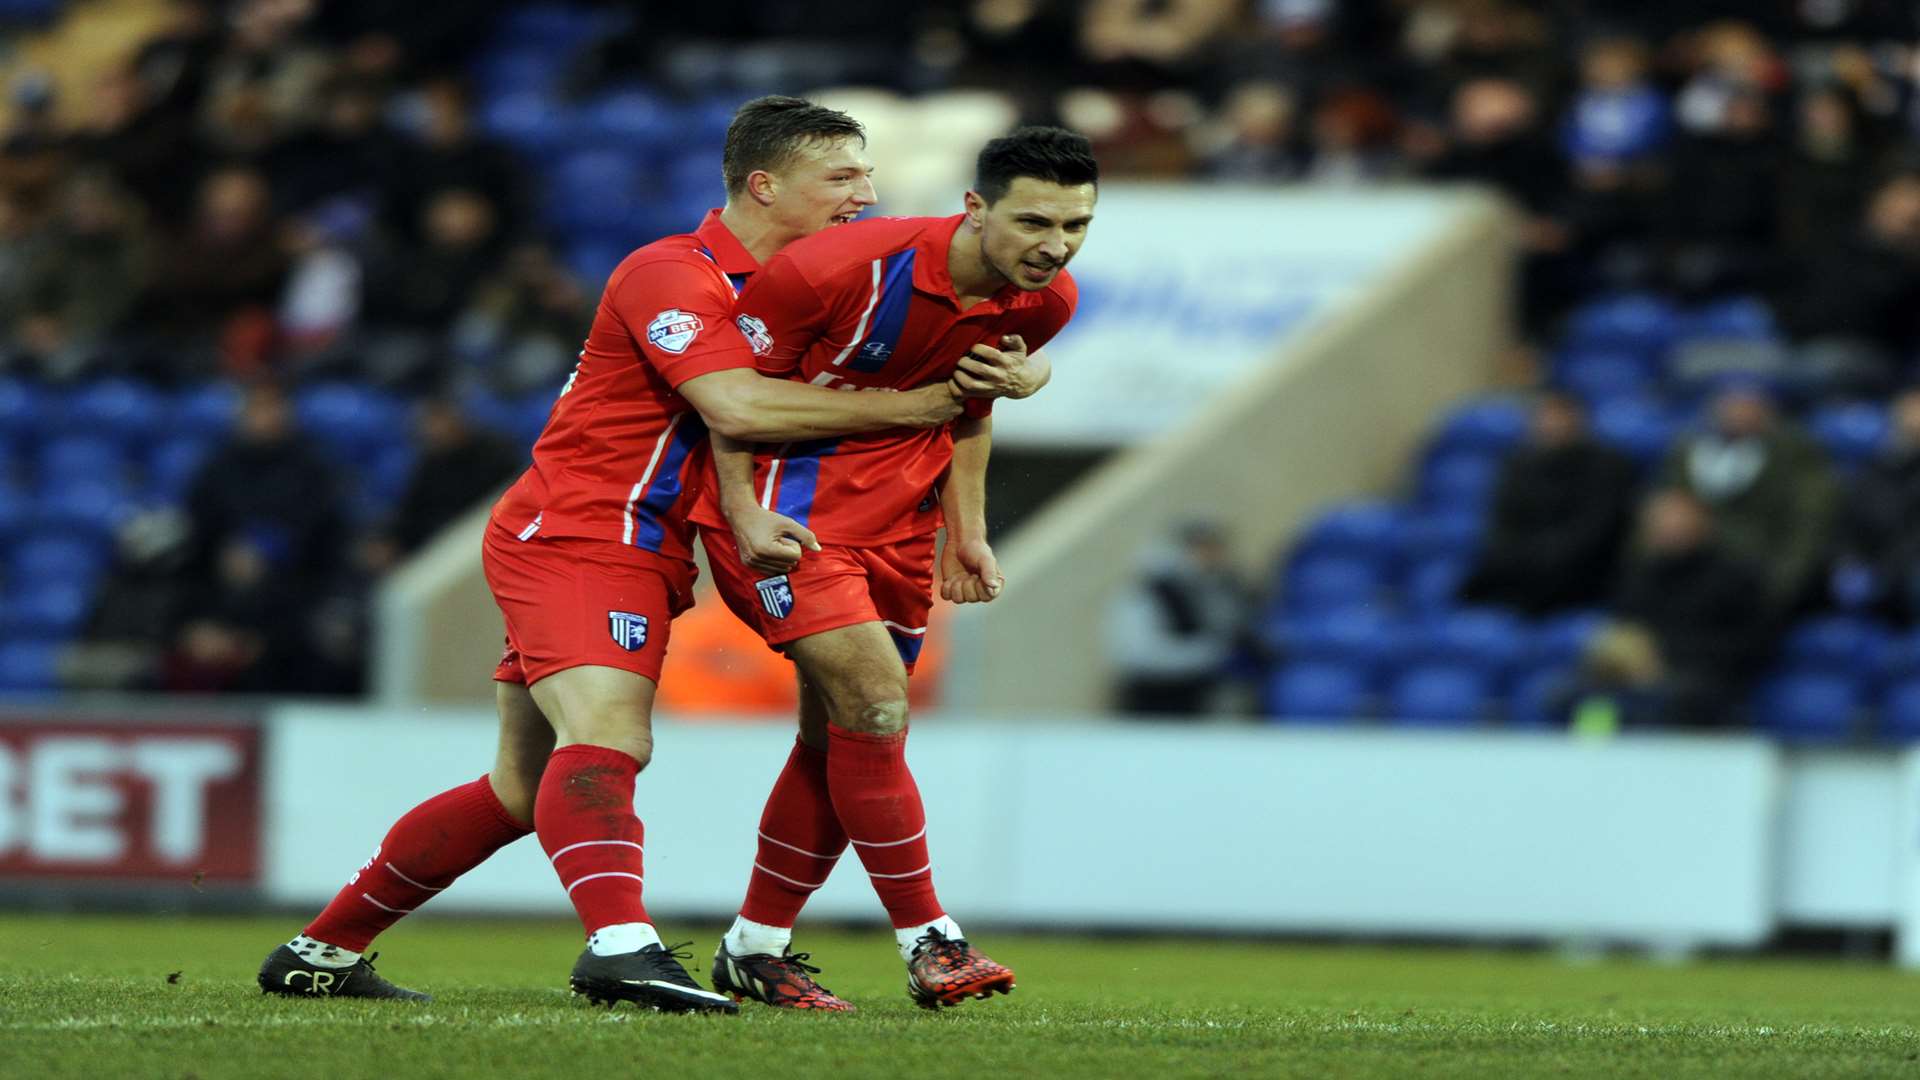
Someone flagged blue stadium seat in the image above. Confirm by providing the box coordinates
[1387,664,1491,726]
[146,437,214,502]
[1264,662,1370,723]
[37,481,130,535]
[0,485,29,541]
[1528,610,1607,669]
[1757,672,1861,744]
[61,379,166,445]
[10,532,110,586]
[473,48,567,99]
[512,390,560,450]
[0,378,48,448]
[1399,511,1482,566]
[0,582,92,638]
[479,92,583,154]
[1268,606,1397,675]
[36,436,127,488]
[1507,667,1573,729]
[547,148,664,235]
[491,4,623,51]
[1297,500,1402,565]
[1782,617,1893,683]
[1564,292,1678,356]
[1553,349,1656,403]
[1590,397,1679,465]
[1282,555,1387,613]
[1431,398,1528,456]
[1882,680,1920,743]
[0,639,60,693]
[664,151,725,200]
[565,240,631,288]
[1402,556,1467,615]
[1417,450,1501,511]
[295,383,406,460]
[170,382,242,441]
[1675,296,1777,344]
[1400,608,1528,679]
[1889,632,1920,682]
[581,88,675,148]
[1809,403,1889,468]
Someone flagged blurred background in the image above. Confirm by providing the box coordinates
[4,0,1920,962]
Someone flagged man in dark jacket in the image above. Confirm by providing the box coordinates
[1609,488,1773,727]
[1837,388,1920,625]
[1462,392,1639,614]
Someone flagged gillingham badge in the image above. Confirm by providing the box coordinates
[608,610,649,650]
[755,575,795,620]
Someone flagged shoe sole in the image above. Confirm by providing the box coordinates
[711,970,856,1013]
[571,976,741,1015]
[256,973,431,1003]
[909,972,1016,1010]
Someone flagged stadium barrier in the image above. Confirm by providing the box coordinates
[371,186,1516,710]
[13,705,1920,960]
[947,187,1516,712]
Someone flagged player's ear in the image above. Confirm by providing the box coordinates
[963,190,986,230]
[746,169,779,208]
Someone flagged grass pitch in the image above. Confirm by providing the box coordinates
[2,914,1918,1079]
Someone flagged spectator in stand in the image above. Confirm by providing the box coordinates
[163,535,308,694]
[390,78,530,244]
[12,169,150,381]
[265,77,410,218]
[1657,381,1838,616]
[66,509,195,691]
[142,165,288,375]
[1779,84,1884,259]
[453,241,592,396]
[1561,37,1668,182]
[1835,388,1920,625]
[1606,488,1773,727]
[1661,84,1783,297]
[1302,88,1400,184]
[1775,172,1920,380]
[70,61,199,226]
[1198,81,1303,182]
[1105,521,1253,716]
[183,380,345,596]
[1079,0,1239,91]
[362,188,501,334]
[361,396,522,573]
[1461,392,1639,616]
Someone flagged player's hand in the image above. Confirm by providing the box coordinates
[940,536,1004,603]
[952,336,1049,400]
[897,381,966,428]
[726,504,820,574]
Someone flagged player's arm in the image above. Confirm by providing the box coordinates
[952,336,1052,400]
[940,414,1002,603]
[679,368,964,442]
[712,430,819,575]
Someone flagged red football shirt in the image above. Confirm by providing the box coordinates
[688,215,1078,546]
[491,210,761,561]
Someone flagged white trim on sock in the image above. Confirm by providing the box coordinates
[384,862,445,892]
[895,915,963,962]
[588,922,662,956]
[724,916,793,957]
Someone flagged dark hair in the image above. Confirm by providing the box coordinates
[722,96,865,197]
[973,126,1099,205]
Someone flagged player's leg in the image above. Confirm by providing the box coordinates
[712,671,854,1010]
[524,663,735,1013]
[258,666,545,1001]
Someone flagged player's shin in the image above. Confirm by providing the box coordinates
[297,775,531,962]
[535,744,656,949]
[728,738,847,957]
[823,723,958,957]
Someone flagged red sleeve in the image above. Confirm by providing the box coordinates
[1019,274,1079,353]
[731,251,831,379]
[606,255,755,388]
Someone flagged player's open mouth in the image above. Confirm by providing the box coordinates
[830,212,859,225]
[1019,261,1055,281]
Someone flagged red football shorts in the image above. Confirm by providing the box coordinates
[699,528,935,673]
[482,523,697,686]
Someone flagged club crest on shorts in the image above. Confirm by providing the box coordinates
[608,610,649,650]
[755,575,795,620]
[735,313,773,356]
[646,309,702,354]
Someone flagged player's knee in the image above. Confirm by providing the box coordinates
[844,697,909,735]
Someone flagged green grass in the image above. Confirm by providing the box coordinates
[2,915,1918,1079]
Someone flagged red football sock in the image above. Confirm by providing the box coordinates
[740,738,847,928]
[536,744,648,936]
[825,724,944,929]
[304,775,530,951]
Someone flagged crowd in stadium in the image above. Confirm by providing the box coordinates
[1,0,1918,725]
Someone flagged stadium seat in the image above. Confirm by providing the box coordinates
[1564,292,1678,356]
[1398,511,1482,566]
[472,48,567,99]
[1888,631,1920,682]
[1387,664,1491,726]
[1282,555,1387,613]
[61,379,166,445]
[479,92,582,154]
[0,582,92,638]
[1781,616,1893,683]
[1297,501,1402,565]
[1528,610,1607,669]
[1590,397,1679,465]
[581,87,675,148]
[37,481,131,535]
[565,240,631,289]
[1417,451,1501,511]
[1431,398,1528,456]
[1507,667,1573,729]
[547,148,661,234]
[1268,605,1397,675]
[1553,349,1656,403]
[146,437,214,502]
[1756,672,1862,744]
[36,436,128,488]
[1264,662,1370,723]
[295,383,406,460]
[0,638,60,693]
[1402,556,1468,615]
[1674,295,1777,344]
[1882,680,1920,743]
[170,382,242,441]
[0,485,29,541]
[10,532,110,587]
[0,377,44,447]
[491,4,623,51]
[1400,608,1528,680]
[1809,403,1890,468]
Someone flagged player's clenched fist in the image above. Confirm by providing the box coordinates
[726,504,821,574]
[940,536,1004,604]
[951,335,1051,400]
